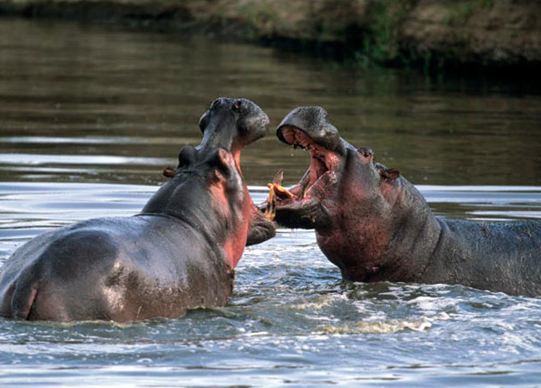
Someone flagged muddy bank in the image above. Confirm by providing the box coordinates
[0,0,539,70]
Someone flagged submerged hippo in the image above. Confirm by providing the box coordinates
[268,106,541,297]
[0,97,275,321]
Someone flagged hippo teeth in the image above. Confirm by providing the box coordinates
[295,144,315,152]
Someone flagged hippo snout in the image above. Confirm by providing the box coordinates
[197,97,269,152]
[276,106,343,154]
[238,100,270,145]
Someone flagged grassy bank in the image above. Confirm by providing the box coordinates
[0,0,539,72]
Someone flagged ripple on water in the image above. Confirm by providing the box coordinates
[1,183,541,385]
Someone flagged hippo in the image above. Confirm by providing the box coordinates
[267,106,541,297]
[0,97,276,321]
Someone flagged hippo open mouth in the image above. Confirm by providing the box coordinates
[277,126,342,201]
[264,106,354,228]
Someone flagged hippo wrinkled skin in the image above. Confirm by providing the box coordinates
[0,97,275,322]
[269,106,541,297]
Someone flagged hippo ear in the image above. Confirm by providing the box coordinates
[379,168,400,181]
[162,166,176,178]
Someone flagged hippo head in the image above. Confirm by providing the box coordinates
[163,97,269,181]
[272,106,442,281]
[148,98,270,268]
[151,98,270,218]
[273,106,401,231]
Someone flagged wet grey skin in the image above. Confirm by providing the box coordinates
[0,97,276,322]
[271,106,541,297]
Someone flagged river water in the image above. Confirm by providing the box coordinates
[0,19,540,386]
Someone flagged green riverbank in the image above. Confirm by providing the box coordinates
[0,0,540,71]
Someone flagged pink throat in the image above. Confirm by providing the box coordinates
[280,127,341,200]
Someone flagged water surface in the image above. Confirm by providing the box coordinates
[0,18,541,386]
[1,19,540,186]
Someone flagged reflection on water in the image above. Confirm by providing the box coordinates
[0,18,541,386]
[0,19,540,186]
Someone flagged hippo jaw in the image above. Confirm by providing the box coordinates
[272,125,350,229]
[269,107,359,229]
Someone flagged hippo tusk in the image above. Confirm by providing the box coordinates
[264,170,296,221]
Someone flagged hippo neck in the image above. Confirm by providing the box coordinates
[374,177,443,282]
[140,174,247,267]
[325,176,442,283]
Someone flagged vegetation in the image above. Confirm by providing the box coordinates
[0,0,537,72]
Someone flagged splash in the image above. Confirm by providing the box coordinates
[319,320,432,334]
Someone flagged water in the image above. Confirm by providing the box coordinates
[0,18,541,386]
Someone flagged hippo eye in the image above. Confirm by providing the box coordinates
[232,100,243,113]
[178,145,196,167]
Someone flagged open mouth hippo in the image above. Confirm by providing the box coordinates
[268,106,541,297]
[0,97,275,322]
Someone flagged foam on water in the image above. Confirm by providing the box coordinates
[1,182,540,385]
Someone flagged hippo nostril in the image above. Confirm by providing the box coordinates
[232,99,242,113]
[357,147,373,158]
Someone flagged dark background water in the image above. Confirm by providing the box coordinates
[0,19,540,187]
[0,19,541,386]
